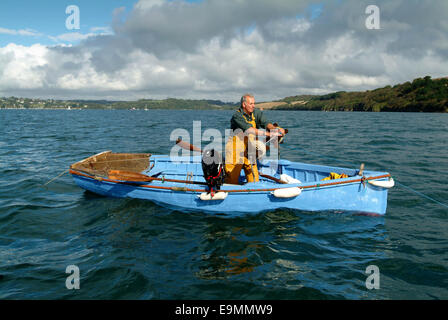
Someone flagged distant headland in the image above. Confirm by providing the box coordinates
[263,76,448,113]
[1,76,447,112]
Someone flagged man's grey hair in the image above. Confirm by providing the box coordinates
[241,94,254,106]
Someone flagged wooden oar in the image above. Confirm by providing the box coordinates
[108,170,154,182]
[358,163,365,176]
[175,139,287,184]
[176,138,202,153]
[259,174,287,184]
[176,138,204,153]
[108,170,207,186]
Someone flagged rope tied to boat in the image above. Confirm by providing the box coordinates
[361,176,367,188]
[41,169,69,188]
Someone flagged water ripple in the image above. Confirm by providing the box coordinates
[0,109,447,299]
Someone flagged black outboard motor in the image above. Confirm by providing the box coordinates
[201,149,225,196]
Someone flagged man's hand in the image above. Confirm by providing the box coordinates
[277,127,286,136]
[269,128,284,137]
[266,123,286,137]
[267,130,281,140]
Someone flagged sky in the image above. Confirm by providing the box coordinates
[0,0,447,102]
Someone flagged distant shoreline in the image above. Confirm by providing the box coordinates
[1,75,447,113]
[2,107,447,113]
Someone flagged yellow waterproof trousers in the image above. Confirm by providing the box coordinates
[224,134,259,184]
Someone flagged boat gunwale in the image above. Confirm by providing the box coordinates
[69,168,391,193]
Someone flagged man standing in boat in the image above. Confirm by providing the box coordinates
[224,94,285,184]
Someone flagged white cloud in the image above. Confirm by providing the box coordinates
[89,26,113,34]
[0,44,48,90]
[0,27,42,37]
[1,0,448,101]
[335,74,384,87]
[134,0,165,11]
[48,27,114,44]
[49,32,93,43]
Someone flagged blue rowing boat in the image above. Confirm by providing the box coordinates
[69,151,394,216]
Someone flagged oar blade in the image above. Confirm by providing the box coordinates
[108,170,153,182]
[176,138,203,153]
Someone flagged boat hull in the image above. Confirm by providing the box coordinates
[71,165,390,216]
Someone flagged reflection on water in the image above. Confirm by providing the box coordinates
[193,209,389,299]
[196,224,264,279]
[1,110,446,299]
[196,211,304,280]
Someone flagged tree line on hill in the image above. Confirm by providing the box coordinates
[274,76,448,112]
